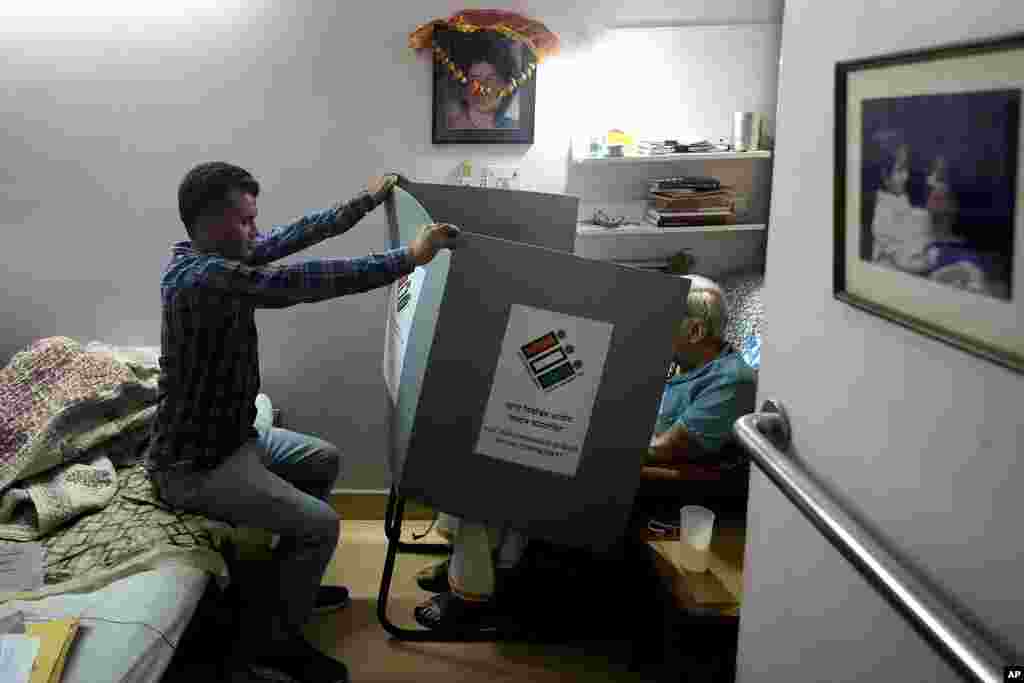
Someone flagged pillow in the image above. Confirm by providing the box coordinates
[741,334,762,370]
[254,393,274,433]
[716,270,765,350]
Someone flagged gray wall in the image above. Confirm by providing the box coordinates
[737,1,1024,680]
[0,0,783,490]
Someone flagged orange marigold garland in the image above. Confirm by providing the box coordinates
[410,10,558,100]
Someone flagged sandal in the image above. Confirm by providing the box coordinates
[413,592,498,631]
[415,559,450,593]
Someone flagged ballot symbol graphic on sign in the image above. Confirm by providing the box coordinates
[395,275,412,313]
[519,329,584,393]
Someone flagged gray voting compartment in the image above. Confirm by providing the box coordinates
[382,186,689,552]
[400,180,579,253]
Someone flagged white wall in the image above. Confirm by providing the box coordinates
[569,22,780,277]
[573,25,781,145]
[0,0,783,489]
[737,0,1024,679]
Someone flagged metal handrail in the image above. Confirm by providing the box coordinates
[734,409,1007,683]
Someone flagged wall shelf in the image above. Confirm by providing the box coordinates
[573,150,772,165]
[578,222,767,237]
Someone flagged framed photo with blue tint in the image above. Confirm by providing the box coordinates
[834,33,1024,373]
[431,28,536,145]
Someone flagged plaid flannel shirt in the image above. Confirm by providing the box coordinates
[145,190,414,473]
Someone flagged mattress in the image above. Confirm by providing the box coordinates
[0,565,210,683]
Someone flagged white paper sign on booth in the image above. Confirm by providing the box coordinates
[475,304,614,477]
[383,266,426,403]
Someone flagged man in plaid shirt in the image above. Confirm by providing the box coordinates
[147,162,458,683]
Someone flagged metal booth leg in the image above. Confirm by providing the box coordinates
[376,486,511,642]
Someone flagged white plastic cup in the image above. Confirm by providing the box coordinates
[678,505,716,573]
[732,112,762,152]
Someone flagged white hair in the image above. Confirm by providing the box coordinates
[683,275,728,340]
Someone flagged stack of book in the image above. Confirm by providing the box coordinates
[649,176,722,192]
[636,141,674,156]
[646,176,737,228]
[635,139,726,155]
[675,139,717,153]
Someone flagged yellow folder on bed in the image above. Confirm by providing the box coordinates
[26,617,79,683]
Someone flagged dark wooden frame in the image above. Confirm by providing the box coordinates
[834,32,1024,374]
[432,28,536,145]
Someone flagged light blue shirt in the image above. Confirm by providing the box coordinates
[654,347,757,455]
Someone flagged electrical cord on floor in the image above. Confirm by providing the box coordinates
[75,615,177,651]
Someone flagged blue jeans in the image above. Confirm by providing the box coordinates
[152,426,341,639]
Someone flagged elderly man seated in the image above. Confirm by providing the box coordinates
[413,275,757,631]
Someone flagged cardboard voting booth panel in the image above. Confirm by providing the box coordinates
[401,181,579,253]
[381,183,578,401]
[382,186,689,552]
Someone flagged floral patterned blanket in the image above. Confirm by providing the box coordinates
[0,337,224,592]
[0,336,159,493]
[0,454,119,542]
[33,463,219,586]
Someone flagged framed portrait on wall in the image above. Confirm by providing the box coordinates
[432,27,536,144]
[834,32,1024,373]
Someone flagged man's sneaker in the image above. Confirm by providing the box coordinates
[311,585,351,615]
[248,629,349,683]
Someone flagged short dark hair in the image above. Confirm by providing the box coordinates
[178,162,260,238]
[451,33,520,83]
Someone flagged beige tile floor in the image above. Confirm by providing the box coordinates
[303,519,648,683]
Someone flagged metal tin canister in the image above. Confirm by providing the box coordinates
[733,112,762,152]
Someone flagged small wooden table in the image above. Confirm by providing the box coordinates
[645,523,746,619]
[636,523,747,682]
